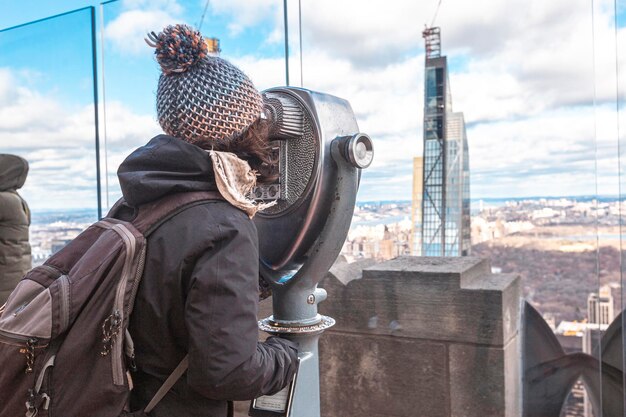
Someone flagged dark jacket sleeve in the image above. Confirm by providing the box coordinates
[183,211,298,401]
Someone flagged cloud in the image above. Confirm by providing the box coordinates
[104,10,183,55]
[437,0,626,114]
[210,0,279,36]
[104,0,186,55]
[0,68,161,209]
[230,55,289,91]
[0,69,68,133]
[467,103,621,198]
[102,101,160,149]
[296,0,429,67]
[121,0,183,15]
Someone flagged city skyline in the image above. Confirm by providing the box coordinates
[24,192,626,213]
[2,0,626,211]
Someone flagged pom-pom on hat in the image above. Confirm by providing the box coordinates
[146,24,264,145]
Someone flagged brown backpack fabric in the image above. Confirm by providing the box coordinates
[0,191,220,417]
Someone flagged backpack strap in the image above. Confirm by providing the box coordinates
[143,355,189,414]
[107,191,223,236]
[133,191,223,236]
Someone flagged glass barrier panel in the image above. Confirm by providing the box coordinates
[0,7,99,266]
[293,0,623,416]
[616,0,626,415]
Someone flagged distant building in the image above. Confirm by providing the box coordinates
[342,220,411,261]
[380,226,394,260]
[51,238,73,255]
[419,27,470,257]
[205,37,221,55]
[563,380,587,417]
[581,285,614,417]
[410,157,423,255]
[582,328,603,417]
[555,324,587,417]
[554,316,610,417]
[587,285,614,325]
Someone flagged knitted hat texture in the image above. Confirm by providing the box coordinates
[146,24,263,144]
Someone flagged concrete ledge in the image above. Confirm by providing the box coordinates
[320,256,520,346]
[366,255,489,275]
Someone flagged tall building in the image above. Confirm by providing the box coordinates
[420,27,471,257]
[587,285,614,325]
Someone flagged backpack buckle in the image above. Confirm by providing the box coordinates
[26,389,49,417]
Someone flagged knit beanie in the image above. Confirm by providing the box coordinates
[146,24,264,144]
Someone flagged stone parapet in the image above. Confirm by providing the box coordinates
[318,256,522,417]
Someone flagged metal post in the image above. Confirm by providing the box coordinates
[259,284,332,417]
[257,135,371,417]
[89,6,102,220]
[283,0,290,86]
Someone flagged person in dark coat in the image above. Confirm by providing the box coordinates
[118,24,298,417]
[0,154,31,305]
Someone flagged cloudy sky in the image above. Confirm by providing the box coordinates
[1,0,626,212]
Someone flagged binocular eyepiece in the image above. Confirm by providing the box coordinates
[336,133,374,169]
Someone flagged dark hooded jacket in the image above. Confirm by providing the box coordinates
[0,154,31,305]
[117,135,298,417]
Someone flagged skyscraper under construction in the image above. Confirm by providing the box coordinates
[413,27,470,256]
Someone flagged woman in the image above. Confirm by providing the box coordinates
[117,24,298,417]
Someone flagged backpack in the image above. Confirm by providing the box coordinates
[0,191,220,417]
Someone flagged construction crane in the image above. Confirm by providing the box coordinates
[429,0,442,28]
[422,27,441,59]
[423,0,443,59]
